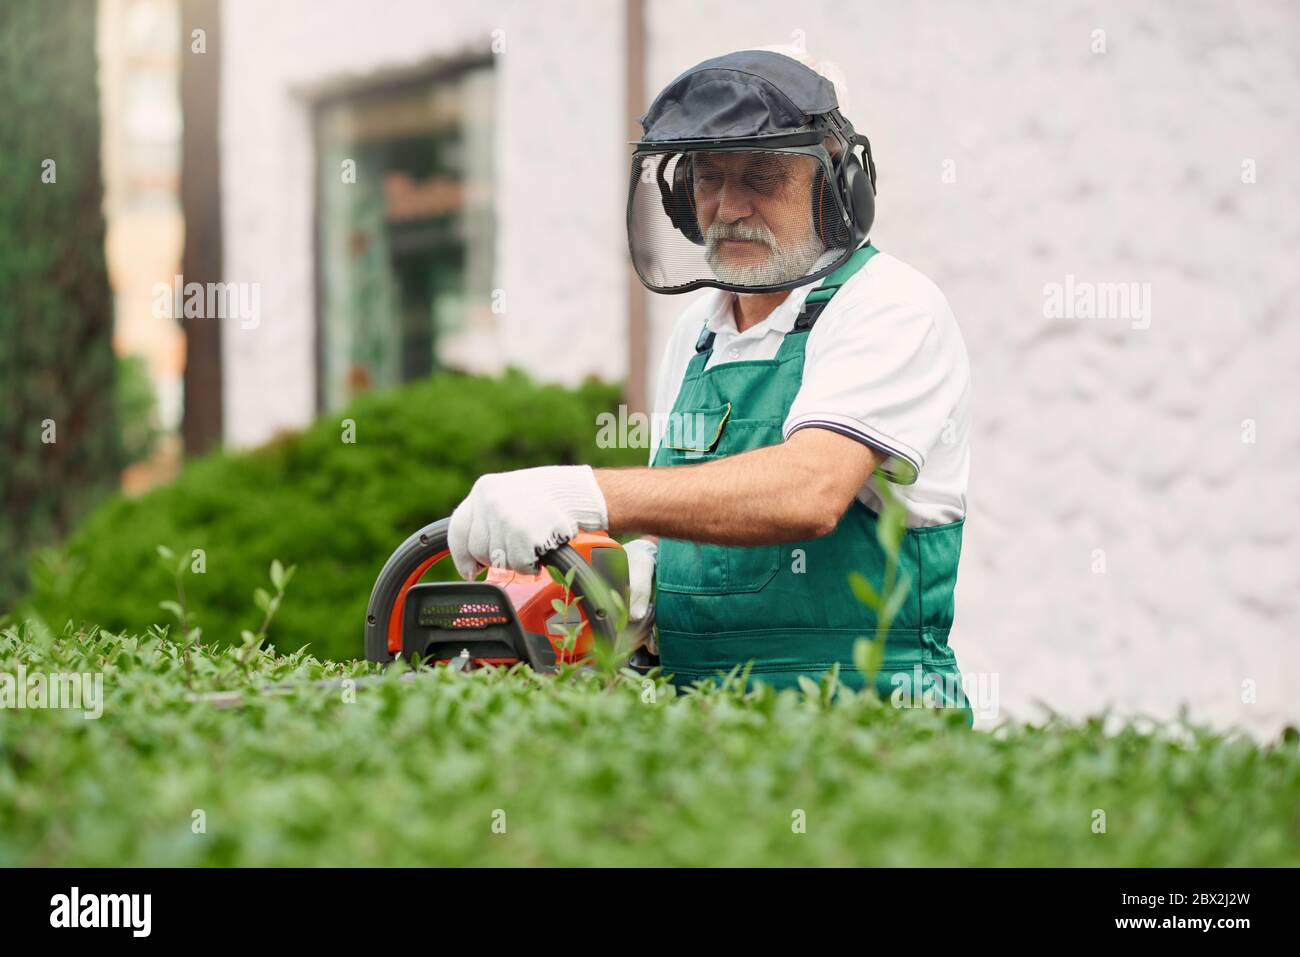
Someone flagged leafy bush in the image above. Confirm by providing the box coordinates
[1,622,1297,867]
[0,0,118,608]
[20,370,640,661]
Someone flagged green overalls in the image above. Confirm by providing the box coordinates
[650,246,970,717]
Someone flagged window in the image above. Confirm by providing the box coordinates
[315,60,495,409]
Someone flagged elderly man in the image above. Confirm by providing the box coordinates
[449,48,971,707]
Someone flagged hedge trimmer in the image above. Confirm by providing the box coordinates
[362,516,656,672]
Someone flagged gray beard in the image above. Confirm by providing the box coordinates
[704,220,826,287]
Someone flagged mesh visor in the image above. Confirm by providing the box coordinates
[628,148,852,294]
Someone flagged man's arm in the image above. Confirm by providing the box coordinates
[595,427,879,546]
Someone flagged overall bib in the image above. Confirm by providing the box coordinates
[650,246,970,717]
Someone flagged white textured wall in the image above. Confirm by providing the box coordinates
[220,0,1299,736]
[219,0,627,447]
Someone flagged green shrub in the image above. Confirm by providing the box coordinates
[20,370,640,660]
[2,623,1297,867]
[0,0,119,608]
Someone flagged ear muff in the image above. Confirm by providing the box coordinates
[656,153,704,245]
[849,131,877,242]
[811,163,849,248]
[812,141,875,249]
[673,155,704,245]
[842,152,874,242]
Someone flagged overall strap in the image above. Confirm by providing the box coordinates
[791,243,878,333]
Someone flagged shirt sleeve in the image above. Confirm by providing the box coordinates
[783,293,966,486]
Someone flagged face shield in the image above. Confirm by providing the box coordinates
[628,138,854,295]
[628,49,875,296]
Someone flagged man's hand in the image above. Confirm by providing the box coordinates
[447,465,608,579]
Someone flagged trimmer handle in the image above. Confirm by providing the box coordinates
[363,517,628,664]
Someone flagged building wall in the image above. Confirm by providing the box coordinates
[220,0,1299,735]
[219,0,628,447]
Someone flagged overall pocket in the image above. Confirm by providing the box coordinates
[654,404,781,596]
[656,538,780,595]
[658,402,731,458]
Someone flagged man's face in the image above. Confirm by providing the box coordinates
[691,151,827,286]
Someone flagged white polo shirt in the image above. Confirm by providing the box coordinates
[647,250,970,528]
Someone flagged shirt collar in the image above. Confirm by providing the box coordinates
[702,279,820,339]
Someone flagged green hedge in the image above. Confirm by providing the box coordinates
[3,623,1297,866]
[21,370,640,661]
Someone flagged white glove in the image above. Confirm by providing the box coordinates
[623,538,658,622]
[448,465,608,580]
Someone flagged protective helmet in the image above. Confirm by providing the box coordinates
[628,49,876,295]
